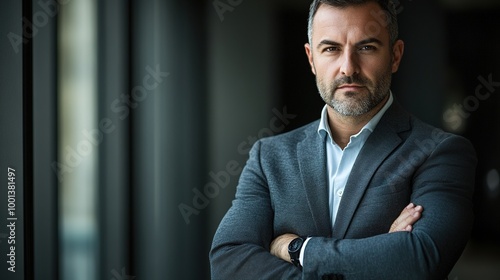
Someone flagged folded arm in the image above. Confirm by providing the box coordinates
[210,135,476,280]
[273,135,476,279]
[270,203,423,263]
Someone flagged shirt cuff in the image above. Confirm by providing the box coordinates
[299,237,311,267]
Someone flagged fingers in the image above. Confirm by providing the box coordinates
[389,203,423,233]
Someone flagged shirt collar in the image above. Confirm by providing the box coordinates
[318,91,394,140]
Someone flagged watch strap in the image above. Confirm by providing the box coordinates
[288,236,306,269]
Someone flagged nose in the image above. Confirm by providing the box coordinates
[340,51,360,77]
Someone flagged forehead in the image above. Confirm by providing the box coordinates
[312,2,390,44]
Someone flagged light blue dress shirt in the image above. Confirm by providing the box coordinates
[299,92,394,265]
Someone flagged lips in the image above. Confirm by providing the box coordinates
[337,84,365,91]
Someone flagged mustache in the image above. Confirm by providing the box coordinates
[332,76,371,89]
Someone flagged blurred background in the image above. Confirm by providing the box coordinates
[1,0,499,279]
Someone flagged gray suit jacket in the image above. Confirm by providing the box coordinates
[210,102,476,280]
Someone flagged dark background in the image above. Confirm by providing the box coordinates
[0,0,499,279]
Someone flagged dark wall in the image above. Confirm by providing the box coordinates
[445,10,500,242]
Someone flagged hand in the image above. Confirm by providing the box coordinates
[389,203,423,233]
[270,233,298,263]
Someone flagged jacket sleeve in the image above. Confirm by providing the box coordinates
[302,135,477,280]
[209,140,302,280]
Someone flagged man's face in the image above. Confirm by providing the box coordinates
[305,2,404,117]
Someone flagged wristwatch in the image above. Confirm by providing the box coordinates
[288,236,305,269]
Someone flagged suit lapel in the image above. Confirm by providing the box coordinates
[297,124,332,236]
[331,102,410,239]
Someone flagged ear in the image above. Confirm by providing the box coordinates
[304,43,316,75]
[391,39,404,73]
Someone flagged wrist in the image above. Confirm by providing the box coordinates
[270,233,298,262]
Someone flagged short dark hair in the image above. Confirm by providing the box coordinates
[307,0,399,46]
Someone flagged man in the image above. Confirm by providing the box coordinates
[210,0,476,279]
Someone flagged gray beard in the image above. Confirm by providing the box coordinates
[328,90,388,116]
[317,71,392,117]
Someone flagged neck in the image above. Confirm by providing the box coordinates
[327,95,389,149]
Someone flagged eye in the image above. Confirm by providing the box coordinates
[324,46,340,53]
[359,45,377,52]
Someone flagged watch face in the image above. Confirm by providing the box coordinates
[289,238,303,252]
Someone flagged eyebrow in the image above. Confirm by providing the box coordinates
[316,38,384,50]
